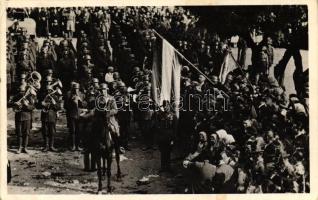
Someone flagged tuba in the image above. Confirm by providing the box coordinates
[26,71,42,90]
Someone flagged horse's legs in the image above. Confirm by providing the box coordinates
[115,143,122,180]
[107,153,113,193]
[102,157,106,176]
[96,154,103,193]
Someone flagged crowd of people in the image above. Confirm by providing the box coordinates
[6,6,309,193]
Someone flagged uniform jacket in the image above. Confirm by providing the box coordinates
[12,93,35,121]
[37,53,55,74]
[64,91,86,119]
[40,93,61,122]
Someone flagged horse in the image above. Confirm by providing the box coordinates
[91,97,121,194]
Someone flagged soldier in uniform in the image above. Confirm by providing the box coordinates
[7,52,16,99]
[17,50,34,76]
[11,84,36,154]
[57,49,77,93]
[155,100,176,172]
[64,83,87,151]
[39,83,62,152]
[115,81,132,151]
[37,45,56,75]
[80,82,98,171]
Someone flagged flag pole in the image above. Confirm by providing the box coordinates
[228,50,254,88]
[151,29,218,87]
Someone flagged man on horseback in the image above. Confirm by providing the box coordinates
[91,83,121,193]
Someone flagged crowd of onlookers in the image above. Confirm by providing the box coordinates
[7,6,309,193]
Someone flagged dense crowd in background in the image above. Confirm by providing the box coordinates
[6,6,309,193]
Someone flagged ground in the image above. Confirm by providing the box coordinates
[6,48,308,194]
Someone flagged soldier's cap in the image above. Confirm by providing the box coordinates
[20,50,28,55]
[85,55,91,60]
[45,76,53,82]
[107,66,114,70]
[81,36,88,41]
[20,73,27,79]
[117,81,126,87]
[83,49,90,54]
[92,78,99,83]
[45,69,53,75]
[81,42,88,47]
[289,93,298,100]
[143,75,150,81]
[100,83,108,90]
[144,69,151,75]
[145,84,151,91]
[19,84,26,92]
[53,19,58,23]
[72,82,80,89]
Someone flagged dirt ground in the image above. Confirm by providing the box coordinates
[6,48,308,194]
[7,107,187,194]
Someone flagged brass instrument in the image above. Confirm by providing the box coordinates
[48,79,63,90]
[42,88,63,112]
[26,71,42,90]
[13,87,37,112]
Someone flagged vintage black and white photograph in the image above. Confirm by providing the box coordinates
[4,4,310,195]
